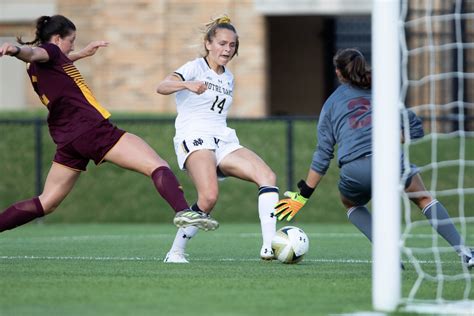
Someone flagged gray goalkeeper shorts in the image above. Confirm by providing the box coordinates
[338,155,420,206]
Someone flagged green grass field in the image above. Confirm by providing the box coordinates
[1,114,473,315]
[1,222,472,316]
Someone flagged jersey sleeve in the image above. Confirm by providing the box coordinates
[174,60,200,81]
[311,104,336,175]
[40,43,61,64]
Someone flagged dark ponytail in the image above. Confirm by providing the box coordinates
[17,15,76,46]
[333,48,371,90]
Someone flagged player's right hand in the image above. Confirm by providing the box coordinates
[274,191,308,222]
[186,81,207,95]
[0,42,17,57]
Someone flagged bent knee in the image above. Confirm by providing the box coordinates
[256,169,277,186]
[198,192,219,211]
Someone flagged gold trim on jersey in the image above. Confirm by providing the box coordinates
[41,94,50,105]
[31,75,38,83]
[62,64,111,119]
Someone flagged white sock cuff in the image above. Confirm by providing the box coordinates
[258,186,279,195]
[422,199,439,215]
[347,207,357,218]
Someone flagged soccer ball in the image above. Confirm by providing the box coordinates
[271,226,309,264]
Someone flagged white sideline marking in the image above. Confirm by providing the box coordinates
[0,255,462,265]
[0,232,444,242]
[0,232,364,243]
[0,255,367,263]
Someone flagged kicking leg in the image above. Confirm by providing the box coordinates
[103,133,189,213]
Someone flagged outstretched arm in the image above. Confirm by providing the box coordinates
[0,42,48,63]
[156,73,207,95]
[68,40,109,62]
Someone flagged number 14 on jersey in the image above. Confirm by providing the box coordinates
[211,96,226,114]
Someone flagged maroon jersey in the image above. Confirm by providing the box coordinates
[27,43,111,147]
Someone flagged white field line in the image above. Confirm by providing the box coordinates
[0,232,467,265]
[0,232,447,242]
[0,255,463,265]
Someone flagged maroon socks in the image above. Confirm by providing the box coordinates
[151,166,189,213]
[0,168,189,232]
[0,197,44,232]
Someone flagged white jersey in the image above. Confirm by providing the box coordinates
[174,57,235,140]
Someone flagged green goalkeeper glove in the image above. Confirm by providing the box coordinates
[274,191,308,221]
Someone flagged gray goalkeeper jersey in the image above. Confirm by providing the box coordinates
[311,83,424,175]
[311,83,372,175]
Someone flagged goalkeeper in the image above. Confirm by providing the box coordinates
[275,48,473,269]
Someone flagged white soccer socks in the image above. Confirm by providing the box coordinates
[167,225,199,255]
[258,186,279,250]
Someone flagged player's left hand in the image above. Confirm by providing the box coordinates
[81,40,109,57]
[274,191,308,221]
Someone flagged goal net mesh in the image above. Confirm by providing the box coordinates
[399,0,474,313]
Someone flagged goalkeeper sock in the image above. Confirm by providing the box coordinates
[0,197,44,232]
[151,166,189,213]
[423,199,470,257]
[347,206,372,242]
[169,225,199,253]
[258,186,279,247]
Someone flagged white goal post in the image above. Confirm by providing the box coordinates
[372,0,474,313]
[372,0,401,312]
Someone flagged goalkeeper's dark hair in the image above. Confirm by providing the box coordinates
[17,15,76,46]
[333,48,371,90]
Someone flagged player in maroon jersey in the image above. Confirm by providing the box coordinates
[0,15,218,232]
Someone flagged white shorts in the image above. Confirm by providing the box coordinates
[173,133,243,170]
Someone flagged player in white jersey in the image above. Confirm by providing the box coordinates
[156,15,279,263]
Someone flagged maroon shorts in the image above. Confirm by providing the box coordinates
[53,120,126,171]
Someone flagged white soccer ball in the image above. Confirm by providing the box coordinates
[271,226,309,264]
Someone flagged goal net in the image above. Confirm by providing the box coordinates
[373,0,474,314]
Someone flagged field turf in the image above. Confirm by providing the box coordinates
[1,223,472,315]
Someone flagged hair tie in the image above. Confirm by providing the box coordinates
[350,50,362,62]
[217,16,231,24]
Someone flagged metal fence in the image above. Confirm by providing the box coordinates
[0,116,320,197]
[0,116,474,198]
